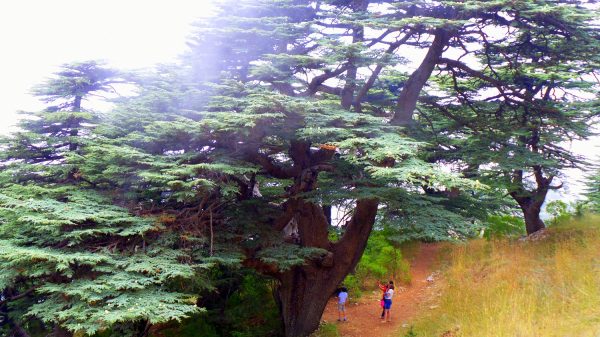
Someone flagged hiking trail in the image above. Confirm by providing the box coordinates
[321,243,440,337]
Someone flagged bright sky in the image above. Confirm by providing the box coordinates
[0,0,216,133]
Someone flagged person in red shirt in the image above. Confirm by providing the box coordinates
[377,281,388,319]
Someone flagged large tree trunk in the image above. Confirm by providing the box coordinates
[512,193,546,235]
[520,202,546,235]
[276,266,341,337]
[510,168,553,235]
[275,199,378,337]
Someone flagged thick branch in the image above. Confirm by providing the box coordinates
[333,199,378,264]
[391,28,452,125]
[0,286,37,307]
[302,65,351,97]
[439,57,506,87]
[354,29,416,109]
[316,84,342,96]
[249,152,298,179]
[532,165,552,189]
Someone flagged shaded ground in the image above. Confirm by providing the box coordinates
[321,243,440,337]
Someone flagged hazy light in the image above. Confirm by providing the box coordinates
[0,0,216,133]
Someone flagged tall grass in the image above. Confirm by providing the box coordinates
[405,215,600,337]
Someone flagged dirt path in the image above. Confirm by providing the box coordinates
[321,243,440,337]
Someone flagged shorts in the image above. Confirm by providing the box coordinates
[338,302,346,311]
[383,299,392,309]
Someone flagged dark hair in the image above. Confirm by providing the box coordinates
[341,287,348,292]
[388,284,395,290]
[389,280,394,285]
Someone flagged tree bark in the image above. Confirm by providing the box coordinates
[510,168,553,235]
[276,266,339,337]
[323,205,332,225]
[340,1,367,109]
[275,199,378,337]
[68,95,82,151]
[391,28,451,125]
[514,197,546,235]
[523,206,546,235]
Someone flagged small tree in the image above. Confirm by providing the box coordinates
[2,61,122,166]
[585,170,600,213]
[0,62,203,337]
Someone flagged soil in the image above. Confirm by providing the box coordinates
[321,243,441,337]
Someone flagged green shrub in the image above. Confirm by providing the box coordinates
[151,272,281,337]
[483,214,525,239]
[546,200,571,225]
[342,274,362,299]
[223,274,281,337]
[342,231,411,297]
[159,316,219,337]
[310,322,339,337]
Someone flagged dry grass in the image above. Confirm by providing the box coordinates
[402,215,600,337]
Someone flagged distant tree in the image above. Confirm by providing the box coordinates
[416,2,600,234]
[1,61,122,168]
[585,169,600,213]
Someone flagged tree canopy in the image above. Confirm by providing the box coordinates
[1,1,599,337]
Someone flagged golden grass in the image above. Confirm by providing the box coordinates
[402,215,600,337]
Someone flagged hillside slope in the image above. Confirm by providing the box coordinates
[405,215,600,337]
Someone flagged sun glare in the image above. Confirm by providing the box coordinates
[0,0,216,133]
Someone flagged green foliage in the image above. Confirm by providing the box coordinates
[32,60,121,109]
[0,61,123,169]
[343,230,411,297]
[415,0,600,231]
[354,231,411,284]
[483,215,526,240]
[545,200,571,226]
[380,191,485,244]
[0,61,207,336]
[3,1,599,336]
[0,183,205,334]
[256,245,328,271]
[341,274,362,298]
[223,274,281,337]
[585,169,600,214]
[156,272,281,337]
[158,316,219,337]
[310,323,340,337]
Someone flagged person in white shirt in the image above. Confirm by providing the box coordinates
[337,287,348,322]
[382,284,395,322]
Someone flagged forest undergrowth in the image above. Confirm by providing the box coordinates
[402,215,600,337]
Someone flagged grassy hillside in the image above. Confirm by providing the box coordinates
[404,215,600,337]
